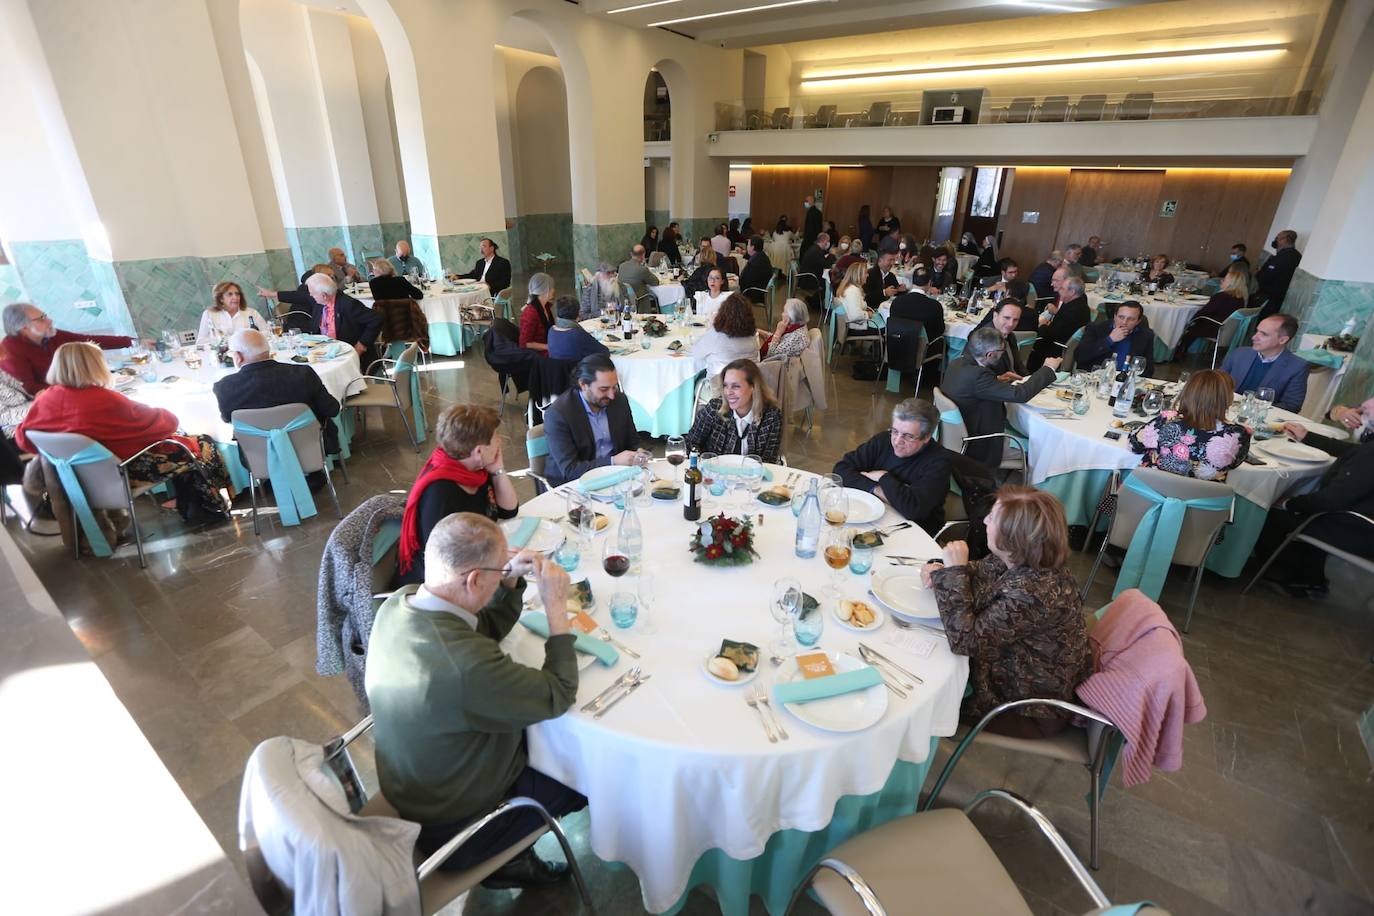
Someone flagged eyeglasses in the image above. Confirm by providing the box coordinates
[888,428,924,445]
[457,566,510,579]
[27,312,52,325]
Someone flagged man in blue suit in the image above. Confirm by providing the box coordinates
[1220,313,1307,412]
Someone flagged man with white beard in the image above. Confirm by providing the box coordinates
[577,262,627,319]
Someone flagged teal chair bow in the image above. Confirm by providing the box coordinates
[35,441,118,557]
[1112,474,1233,602]
[232,410,319,527]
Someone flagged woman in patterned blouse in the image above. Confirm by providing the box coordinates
[925,486,1093,738]
[683,358,783,463]
[1128,370,1250,481]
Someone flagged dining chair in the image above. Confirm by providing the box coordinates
[492,286,514,321]
[805,104,837,128]
[525,424,550,494]
[881,317,942,394]
[345,343,422,452]
[785,789,1134,915]
[1060,326,1087,371]
[239,717,592,916]
[1189,306,1259,368]
[648,251,668,269]
[1005,97,1035,123]
[1037,95,1070,122]
[770,106,793,129]
[743,274,776,325]
[1073,94,1107,121]
[277,309,317,334]
[1118,92,1154,121]
[1081,468,1234,632]
[232,404,343,535]
[931,387,1029,482]
[1241,510,1374,595]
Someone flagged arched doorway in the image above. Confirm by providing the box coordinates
[643,69,671,235]
[509,62,573,273]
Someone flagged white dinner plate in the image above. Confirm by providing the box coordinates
[830,599,885,634]
[1028,391,1069,411]
[501,517,565,554]
[840,488,884,524]
[700,653,760,687]
[1255,439,1331,464]
[870,566,942,622]
[779,652,888,732]
[578,466,642,502]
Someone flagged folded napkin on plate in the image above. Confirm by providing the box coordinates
[518,612,619,666]
[322,343,343,358]
[507,517,541,549]
[302,334,331,344]
[773,667,883,704]
[576,467,640,494]
[1055,371,1071,384]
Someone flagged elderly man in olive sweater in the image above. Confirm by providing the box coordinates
[365,512,584,889]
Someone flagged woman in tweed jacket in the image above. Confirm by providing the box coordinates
[924,485,1093,738]
[684,358,783,464]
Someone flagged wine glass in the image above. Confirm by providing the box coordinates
[822,526,851,599]
[602,531,631,579]
[665,435,686,482]
[770,577,803,658]
[1142,389,1163,416]
[1129,355,1147,378]
[744,454,765,504]
[1255,387,1275,425]
[821,485,849,528]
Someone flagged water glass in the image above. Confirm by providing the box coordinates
[791,489,807,517]
[553,527,581,572]
[641,334,652,351]
[770,576,802,657]
[609,592,639,629]
[848,535,875,575]
[1072,390,1091,416]
[794,603,824,647]
[1255,387,1275,423]
[1142,390,1163,415]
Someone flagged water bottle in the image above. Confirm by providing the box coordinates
[1341,315,1358,337]
[795,478,821,559]
[1096,364,1112,400]
[618,500,643,572]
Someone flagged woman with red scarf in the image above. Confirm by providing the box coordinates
[758,298,811,361]
[396,404,518,585]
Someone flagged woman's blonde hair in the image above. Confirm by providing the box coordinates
[991,485,1069,569]
[47,341,113,390]
[698,247,717,267]
[435,404,501,460]
[715,358,778,421]
[1218,266,1248,302]
[1176,369,1233,431]
[370,258,395,277]
[211,281,245,312]
[835,260,868,298]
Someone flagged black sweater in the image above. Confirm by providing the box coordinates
[396,479,518,585]
[834,433,952,534]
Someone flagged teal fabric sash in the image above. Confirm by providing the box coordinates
[394,358,427,443]
[527,433,549,458]
[933,409,963,443]
[1296,348,1344,368]
[232,409,319,526]
[1113,475,1231,600]
[37,442,118,557]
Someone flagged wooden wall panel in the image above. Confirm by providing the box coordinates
[824,166,893,240]
[998,167,1071,268]
[1207,169,1289,273]
[1058,169,1164,264]
[1144,170,1224,266]
[888,166,941,243]
[746,166,828,236]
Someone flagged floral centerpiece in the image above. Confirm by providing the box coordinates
[642,316,669,338]
[1326,333,1359,353]
[689,513,758,567]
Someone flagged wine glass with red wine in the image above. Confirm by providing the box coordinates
[602,530,631,578]
[665,435,687,483]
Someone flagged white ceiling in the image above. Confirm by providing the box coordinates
[579,0,1145,47]
[289,0,554,55]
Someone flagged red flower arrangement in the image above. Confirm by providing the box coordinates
[689,513,758,567]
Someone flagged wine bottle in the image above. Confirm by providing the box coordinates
[683,452,702,521]
[1110,365,1131,418]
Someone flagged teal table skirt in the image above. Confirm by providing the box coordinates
[215,409,356,496]
[658,739,939,916]
[1034,467,1265,578]
[428,320,464,356]
[626,373,701,437]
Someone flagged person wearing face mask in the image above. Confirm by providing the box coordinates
[832,236,863,285]
[1073,300,1156,375]
[1214,242,1250,277]
[958,232,981,257]
[1255,230,1301,317]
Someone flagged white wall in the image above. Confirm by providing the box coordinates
[348,15,408,225]
[305,9,381,227]
[728,166,752,222]
[513,66,573,215]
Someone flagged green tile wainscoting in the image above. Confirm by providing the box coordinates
[5,239,135,335]
[266,248,298,289]
[115,252,273,335]
[0,263,28,304]
[572,222,644,275]
[645,210,669,233]
[345,223,384,267]
[511,212,572,272]
[410,234,442,280]
[379,221,412,256]
[1283,268,1374,405]
[411,231,512,278]
[503,217,525,277]
[284,226,347,277]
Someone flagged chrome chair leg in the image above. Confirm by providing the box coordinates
[1183,562,1205,633]
[249,477,261,536]
[1080,526,1112,603]
[122,472,147,569]
[323,462,343,519]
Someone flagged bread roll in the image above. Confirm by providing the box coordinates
[708,656,740,681]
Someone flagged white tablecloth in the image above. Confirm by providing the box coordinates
[118,346,364,442]
[649,283,686,309]
[1007,386,1341,507]
[511,467,966,912]
[582,317,704,435]
[1097,266,1210,291]
[1086,288,1206,350]
[354,283,490,325]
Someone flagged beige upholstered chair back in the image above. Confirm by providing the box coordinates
[23,431,128,509]
[231,404,326,477]
[1107,468,1233,566]
[931,387,970,452]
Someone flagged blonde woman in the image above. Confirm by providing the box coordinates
[1174,265,1251,357]
[367,258,424,301]
[834,260,876,330]
[197,281,269,345]
[683,358,783,462]
[16,342,233,521]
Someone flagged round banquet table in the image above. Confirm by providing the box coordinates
[507,467,967,913]
[648,271,739,311]
[1005,381,1345,577]
[352,281,490,356]
[581,317,704,437]
[1086,286,1207,356]
[115,343,364,491]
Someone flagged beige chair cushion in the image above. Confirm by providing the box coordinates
[948,724,1092,765]
[813,808,1032,916]
[346,385,400,409]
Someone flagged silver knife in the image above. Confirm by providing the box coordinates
[593,674,651,718]
[579,667,637,712]
[859,645,915,690]
[877,521,912,536]
[859,642,923,684]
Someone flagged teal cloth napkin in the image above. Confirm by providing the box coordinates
[1055,371,1071,383]
[507,517,541,549]
[324,343,343,358]
[773,667,883,705]
[1296,348,1345,368]
[518,612,619,666]
[576,467,640,493]
[302,333,330,344]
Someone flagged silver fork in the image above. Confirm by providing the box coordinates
[745,692,777,743]
[755,689,789,741]
[580,665,640,712]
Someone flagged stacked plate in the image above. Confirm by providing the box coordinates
[869,566,942,626]
[1254,439,1330,464]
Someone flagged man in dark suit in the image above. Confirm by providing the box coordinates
[458,237,512,296]
[263,273,383,353]
[1072,300,1156,375]
[1027,252,1063,299]
[864,250,901,310]
[942,327,1060,470]
[796,232,833,300]
[974,299,1029,380]
[1255,230,1301,318]
[543,354,645,486]
[1220,313,1308,411]
[1027,274,1089,371]
[214,329,342,459]
[800,195,823,253]
[889,286,945,343]
[738,236,774,305]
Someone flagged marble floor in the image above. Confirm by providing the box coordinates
[11,294,1373,915]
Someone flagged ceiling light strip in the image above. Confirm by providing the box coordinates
[801,42,1288,84]
[649,0,834,28]
[608,0,680,13]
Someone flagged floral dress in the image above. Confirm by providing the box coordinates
[1128,410,1250,481]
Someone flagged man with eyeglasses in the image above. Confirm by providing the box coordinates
[1,303,137,396]
[834,398,952,535]
[366,512,586,890]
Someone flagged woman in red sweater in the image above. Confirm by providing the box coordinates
[518,272,556,353]
[16,342,233,521]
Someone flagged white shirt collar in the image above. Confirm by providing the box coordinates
[408,586,479,629]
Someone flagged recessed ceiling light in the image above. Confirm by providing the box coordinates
[649,0,836,28]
